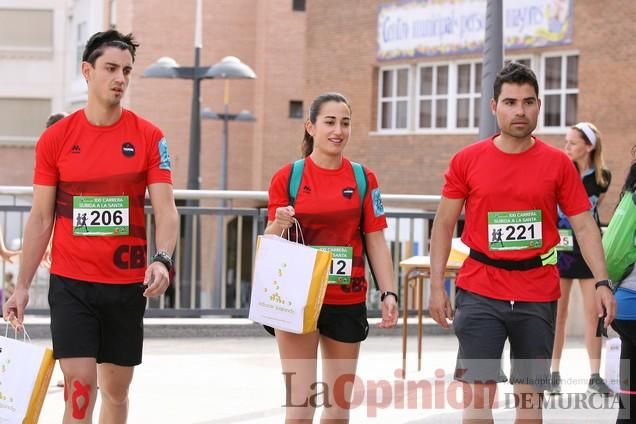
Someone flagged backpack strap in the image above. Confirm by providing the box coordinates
[351,162,380,291]
[287,158,381,292]
[351,161,367,207]
[288,159,305,207]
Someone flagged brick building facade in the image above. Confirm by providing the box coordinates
[303,0,636,222]
[124,0,307,196]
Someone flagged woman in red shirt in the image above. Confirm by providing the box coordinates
[265,92,398,422]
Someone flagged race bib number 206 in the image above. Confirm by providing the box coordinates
[73,196,129,236]
[487,210,542,251]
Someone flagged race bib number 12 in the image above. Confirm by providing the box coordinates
[487,210,542,251]
[73,196,129,236]
[311,246,353,285]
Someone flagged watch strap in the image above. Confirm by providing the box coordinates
[595,279,612,290]
[381,290,399,303]
[152,251,173,272]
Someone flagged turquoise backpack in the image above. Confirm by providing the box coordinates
[287,158,379,290]
[603,190,636,283]
[287,159,367,207]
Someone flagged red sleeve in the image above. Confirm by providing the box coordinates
[33,130,59,186]
[362,168,388,233]
[267,164,293,222]
[558,154,592,216]
[147,130,173,185]
[441,151,468,199]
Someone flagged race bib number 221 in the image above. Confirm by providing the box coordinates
[487,210,542,251]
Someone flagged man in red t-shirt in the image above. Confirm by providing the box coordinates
[429,62,615,423]
[3,30,178,423]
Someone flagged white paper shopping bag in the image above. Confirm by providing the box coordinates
[249,234,332,334]
[0,330,55,424]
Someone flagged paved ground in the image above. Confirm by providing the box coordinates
[28,328,621,424]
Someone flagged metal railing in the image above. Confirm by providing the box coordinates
[0,187,452,317]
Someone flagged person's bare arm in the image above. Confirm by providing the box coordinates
[365,230,398,328]
[569,210,616,327]
[143,183,178,297]
[3,185,56,328]
[429,196,465,328]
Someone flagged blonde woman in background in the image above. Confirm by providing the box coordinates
[550,122,613,395]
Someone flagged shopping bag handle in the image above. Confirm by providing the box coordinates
[4,319,30,342]
[280,218,305,245]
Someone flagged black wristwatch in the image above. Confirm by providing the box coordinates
[152,250,173,272]
[595,279,614,291]
[381,290,399,303]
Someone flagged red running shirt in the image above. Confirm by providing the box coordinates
[33,109,172,284]
[268,156,388,305]
[442,136,591,301]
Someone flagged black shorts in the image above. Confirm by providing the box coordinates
[48,274,146,366]
[557,251,594,279]
[264,302,369,343]
[452,288,557,390]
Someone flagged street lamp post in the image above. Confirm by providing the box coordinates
[201,108,256,193]
[143,0,255,308]
[201,107,255,308]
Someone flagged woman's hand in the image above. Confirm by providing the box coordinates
[379,295,398,328]
[274,206,295,230]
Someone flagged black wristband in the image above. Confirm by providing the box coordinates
[152,251,173,272]
[595,279,614,290]
[381,290,399,303]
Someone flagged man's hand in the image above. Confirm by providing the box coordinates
[2,287,29,332]
[143,261,170,297]
[379,296,398,329]
[429,285,453,329]
[595,286,616,328]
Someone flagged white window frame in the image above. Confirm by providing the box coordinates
[540,51,579,132]
[370,52,579,137]
[414,61,453,134]
[376,65,411,134]
[454,60,484,131]
[75,21,87,76]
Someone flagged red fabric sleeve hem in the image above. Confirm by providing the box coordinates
[33,177,57,186]
[560,204,592,218]
[147,176,173,185]
[441,189,466,199]
[363,222,388,234]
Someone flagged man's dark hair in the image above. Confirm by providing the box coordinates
[46,112,68,128]
[82,30,139,65]
[493,61,539,101]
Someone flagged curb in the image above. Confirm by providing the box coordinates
[19,317,454,339]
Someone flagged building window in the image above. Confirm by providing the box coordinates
[456,62,482,129]
[0,9,53,50]
[292,0,305,12]
[543,54,578,128]
[416,64,449,129]
[289,100,303,119]
[378,67,410,131]
[0,98,52,146]
[375,55,566,134]
[76,22,87,75]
